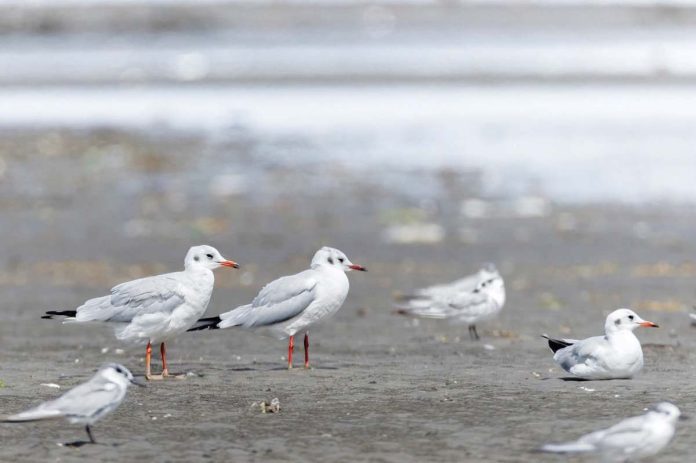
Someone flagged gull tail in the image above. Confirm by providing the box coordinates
[187,316,222,332]
[541,334,574,353]
[218,305,255,329]
[41,310,77,320]
[3,407,63,423]
[540,442,595,454]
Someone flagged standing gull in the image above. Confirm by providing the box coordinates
[43,245,239,380]
[541,402,681,462]
[3,363,144,445]
[189,247,366,369]
[542,308,658,380]
[394,264,505,340]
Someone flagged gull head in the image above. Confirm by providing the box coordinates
[474,269,505,306]
[475,274,504,293]
[311,247,366,273]
[650,402,681,424]
[605,308,658,334]
[100,363,146,388]
[185,245,239,271]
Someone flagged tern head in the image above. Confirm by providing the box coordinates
[311,247,366,273]
[100,363,146,387]
[185,245,239,271]
[649,402,681,424]
[605,308,658,334]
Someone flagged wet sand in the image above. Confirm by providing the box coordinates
[0,129,695,462]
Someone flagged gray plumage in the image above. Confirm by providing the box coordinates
[3,364,143,444]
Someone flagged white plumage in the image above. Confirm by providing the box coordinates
[44,245,238,379]
[394,264,505,340]
[194,247,365,369]
[541,402,680,462]
[542,308,658,380]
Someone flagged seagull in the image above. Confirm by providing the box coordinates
[393,264,505,340]
[42,245,239,380]
[541,402,681,462]
[189,246,366,369]
[542,308,658,380]
[2,363,144,446]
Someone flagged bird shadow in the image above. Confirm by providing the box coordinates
[226,365,340,372]
[62,440,92,448]
[558,376,631,382]
[62,441,121,449]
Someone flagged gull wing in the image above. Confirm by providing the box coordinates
[4,377,122,422]
[74,273,187,323]
[220,270,318,328]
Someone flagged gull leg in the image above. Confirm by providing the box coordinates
[160,342,169,377]
[146,341,163,380]
[468,325,480,341]
[288,335,294,369]
[145,341,152,379]
[304,332,310,369]
[85,425,96,444]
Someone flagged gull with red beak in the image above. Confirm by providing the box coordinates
[542,308,658,380]
[189,246,366,369]
[43,245,239,380]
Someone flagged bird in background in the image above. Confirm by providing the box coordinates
[2,363,144,446]
[189,246,366,369]
[542,308,658,380]
[393,263,505,340]
[541,402,681,462]
[42,245,239,380]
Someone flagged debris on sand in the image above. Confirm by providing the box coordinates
[40,383,61,389]
[252,398,281,414]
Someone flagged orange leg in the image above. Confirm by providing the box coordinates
[145,341,153,379]
[304,333,310,369]
[160,342,169,377]
[288,335,294,369]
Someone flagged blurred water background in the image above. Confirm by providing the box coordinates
[3,0,696,208]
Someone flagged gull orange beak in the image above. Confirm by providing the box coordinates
[220,260,240,269]
[640,321,659,328]
[348,264,367,272]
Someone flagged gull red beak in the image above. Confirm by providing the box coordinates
[220,260,240,269]
[640,321,659,328]
[348,264,367,272]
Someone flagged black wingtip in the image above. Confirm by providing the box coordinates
[541,335,574,353]
[42,310,77,320]
[187,316,222,332]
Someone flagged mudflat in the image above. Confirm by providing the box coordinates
[0,129,693,462]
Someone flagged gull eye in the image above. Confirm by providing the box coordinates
[206,253,214,259]
[194,256,200,261]
[328,257,334,264]
[628,315,634,321]
[338,258,344,263]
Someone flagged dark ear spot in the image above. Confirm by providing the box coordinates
[328,257,334,264]
[194,256,200,262]
[615,319,621,325]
